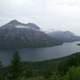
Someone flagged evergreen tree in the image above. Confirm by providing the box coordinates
[0,61,5,80]
[10,51,22,80]
[42,67,53,79]
[24,64,33,78]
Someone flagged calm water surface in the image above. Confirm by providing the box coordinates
[0,41,80,65]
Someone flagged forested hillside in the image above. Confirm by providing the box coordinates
[0,51,80,80]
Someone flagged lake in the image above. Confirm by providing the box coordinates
[0,41,80,65]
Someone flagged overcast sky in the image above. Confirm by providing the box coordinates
[0,0,80,35]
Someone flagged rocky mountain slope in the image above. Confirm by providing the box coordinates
[0,20,62,49]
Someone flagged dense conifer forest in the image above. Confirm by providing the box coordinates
[0,51,80,80]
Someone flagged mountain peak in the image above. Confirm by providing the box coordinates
[9,19,20,25]
[1,20,40,30]
[1,19,21,28]
[10,19,18,22]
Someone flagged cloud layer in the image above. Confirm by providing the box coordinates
[0,0,80,35]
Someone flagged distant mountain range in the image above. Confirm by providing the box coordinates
[0,20,62,49]
[48,31,80,42]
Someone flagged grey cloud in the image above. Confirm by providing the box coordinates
[0,0,80,35]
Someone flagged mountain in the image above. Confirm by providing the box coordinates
[48,31,80,42]
[1,20,40,30]
[0,20,62,49]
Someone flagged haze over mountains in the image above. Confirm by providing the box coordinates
[0,20,80,49]
[0,20,62,49]
[48,31,80,42]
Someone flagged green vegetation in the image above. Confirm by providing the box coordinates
[63,66,80,80]
[9,51,22,80]
[1,51,80,80]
